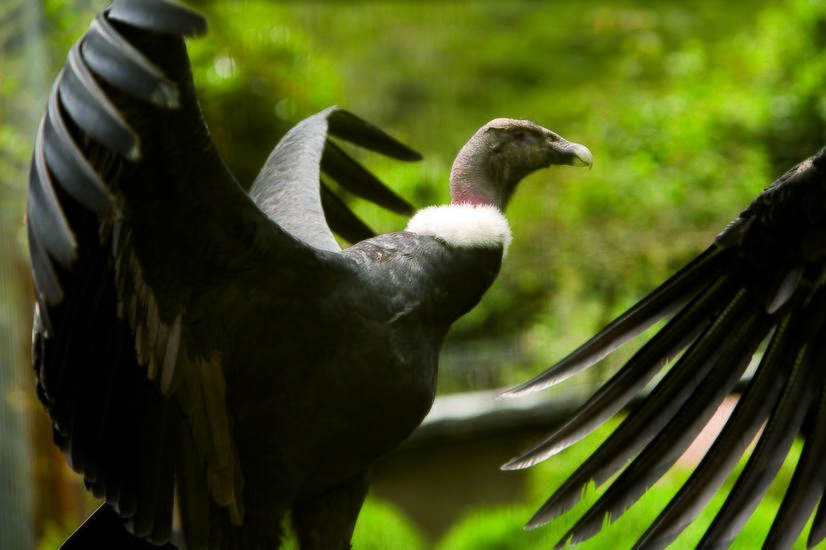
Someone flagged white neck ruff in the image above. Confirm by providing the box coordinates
[405,204,512,253]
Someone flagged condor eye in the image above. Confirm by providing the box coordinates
[513,130,526,142]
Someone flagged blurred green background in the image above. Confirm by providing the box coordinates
[1,0,825,548]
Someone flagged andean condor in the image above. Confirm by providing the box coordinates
[27,0,826,549]
[27,1,592,548]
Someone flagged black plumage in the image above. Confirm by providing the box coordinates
[504,148,826,547]
[27,2,591,548]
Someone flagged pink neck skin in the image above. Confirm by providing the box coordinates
[450,185,497,207]
[449,163,498,207]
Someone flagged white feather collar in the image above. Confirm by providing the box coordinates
[405,204,512,253]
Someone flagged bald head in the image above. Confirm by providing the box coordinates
[450,119,591,210]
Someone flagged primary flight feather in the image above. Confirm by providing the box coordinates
[505,148,826,548]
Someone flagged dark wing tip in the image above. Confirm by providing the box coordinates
[319,179,377,243]
[44,84,114,217]
[321,140,416,216]
[501,247,727,401]
[108,0,207,37]
[60,44,140,160]
[327,108,423,162]
[82,13,180,109]
[28,119,78,270]
[497,367,572,400]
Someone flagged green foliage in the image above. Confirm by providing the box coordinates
[352,498,428,550]
[437,505,554,550]
[186,2,345,187]
[37,521,75,550]
[281,498,426,550]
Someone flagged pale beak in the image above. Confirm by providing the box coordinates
[547,135,593,169]
[556,140,593,168]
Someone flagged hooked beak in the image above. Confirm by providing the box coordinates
[549,138,593,169]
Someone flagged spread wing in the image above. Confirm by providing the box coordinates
[250,106,418,251]
[503,148,826,548]
[28,0,418,546]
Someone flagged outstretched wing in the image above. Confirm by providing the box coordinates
[503,148,826,547]
[250,106,418,251]
[28,1,418,547]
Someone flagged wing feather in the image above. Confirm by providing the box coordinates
[43,84,113,216]
[326,108,422,161]
[250,107,419,250]
[501,246,727,398]
[809,490,826,548]
[557,308,770,547]
[633,312,793,547]
[30,1,247,544]
[502,272,733,471]
[82,12,180,109]
[31,2,420,547]
[513,147,826,546]
[699,285,826,546]
[525,282,754,528]
[60,42,138,160]
[108,0,208,36]
[321,139,415,215]
[764,373,826,548]
[320,179,376,243]
[28,224,62,316]
[250,107,340,251]
[28,120,77,269]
